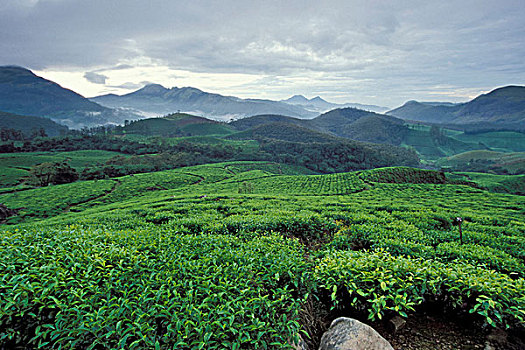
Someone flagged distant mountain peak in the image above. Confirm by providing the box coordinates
[137,83,169,95]
[310,96,327,103]
[284,95,310,103]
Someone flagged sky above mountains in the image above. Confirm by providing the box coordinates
[1,0,524,108]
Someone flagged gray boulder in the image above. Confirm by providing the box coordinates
[319,317,394,350]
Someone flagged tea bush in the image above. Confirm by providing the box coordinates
[314,249,525,328]
[0,227,309,349]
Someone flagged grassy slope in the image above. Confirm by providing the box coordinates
[0,150,127,187]
[0,161,317,222]
[450,131,525,152]
[2,163,522,224]
[437,150,525,174]
[448,172,525,195]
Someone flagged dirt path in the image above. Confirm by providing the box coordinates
[177,172,205,185]
[64,179,121,213]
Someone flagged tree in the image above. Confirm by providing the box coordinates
[27,161,78,186]
[52,161,79,184]
[27,162,56,186]
[430,126,447,146]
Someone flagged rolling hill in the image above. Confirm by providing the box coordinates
[228,109,502,162]
[228,122,340,143]
[388,86,525,130]
[307,108,408,145]
[0,66,139,128]
[91,84,316,121]
[436,150,525,174]
[229,114,306,131]
[387,101,457,123]
[120,113,234,137]
[230,108,411,145]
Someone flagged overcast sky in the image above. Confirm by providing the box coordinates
[1,0,524,108]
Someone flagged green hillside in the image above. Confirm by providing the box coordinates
[308,108,408,145]
[446,172,525,195]
[437,150,525,174]
[120,113,235,137]
[228,122,339,143]
[228,111,515,165]
[229,114,305,131]
[1,164,524,349]
[0,110,68,137]
[450,131,525,152]
[403,125,482,160]
[0,150,128,188]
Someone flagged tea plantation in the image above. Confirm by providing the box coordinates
[1,162,524,349]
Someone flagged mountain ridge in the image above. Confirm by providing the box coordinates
[92,84,317,121]
[388,86,525,129]
[281,94,389,114]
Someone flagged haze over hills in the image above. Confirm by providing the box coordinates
[388,86,525,130]
[91,84,317,121]
[282,94,389,114]
[1,66,525,139]
[0,66,139,129]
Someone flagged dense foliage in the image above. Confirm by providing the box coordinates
[0,164,523,348]
[260,140,419,173]
[0,132,421,180]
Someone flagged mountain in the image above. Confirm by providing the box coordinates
[454,86,525,124]
[283,95,310,105]
[282,94,389,114]
[0,110,68,137]
[0,66,138,128]
[91,84,317,121]
[388,86,525,130]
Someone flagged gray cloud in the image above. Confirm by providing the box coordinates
[1,0,524,106]
[84,71,108,84]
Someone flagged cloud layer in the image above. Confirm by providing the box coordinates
[1,0,524,107]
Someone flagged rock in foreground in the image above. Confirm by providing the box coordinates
[319,317,394,350]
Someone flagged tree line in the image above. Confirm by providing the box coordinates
[5,134,420,186]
